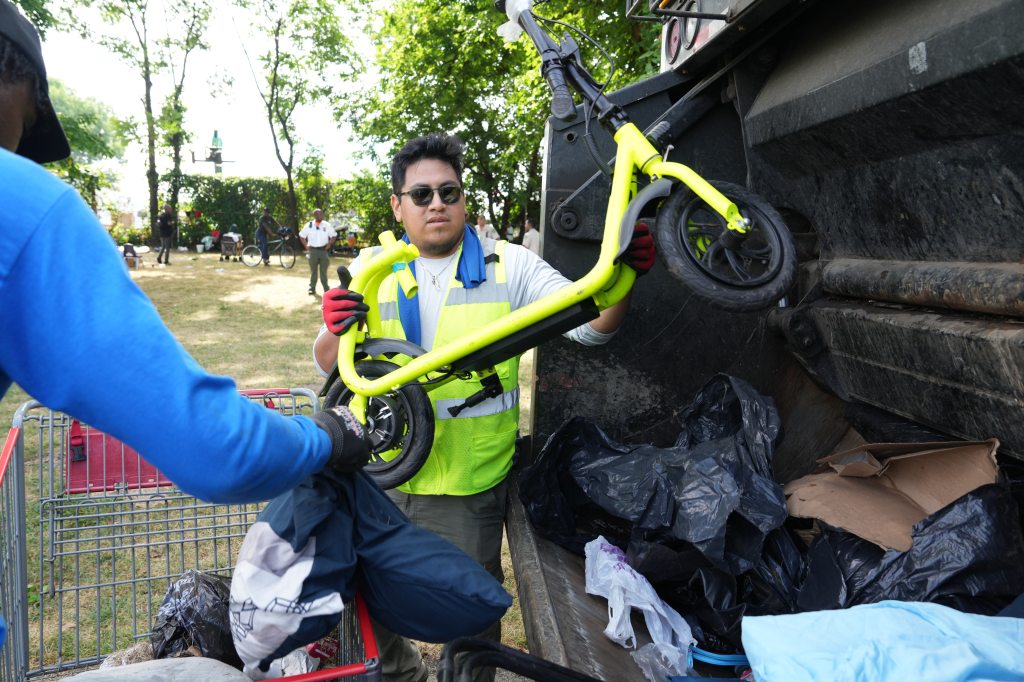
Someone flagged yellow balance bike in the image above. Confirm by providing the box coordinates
[325,0,797,489]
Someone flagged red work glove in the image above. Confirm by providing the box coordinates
[624,222,656,276]
[321,289,369,335]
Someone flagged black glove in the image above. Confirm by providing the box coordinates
[312,406,371,473]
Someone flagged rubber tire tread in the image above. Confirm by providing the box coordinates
[240,245,262,267]
[279,245,296,269]
[323,360,434,490]
[654,180,797,312]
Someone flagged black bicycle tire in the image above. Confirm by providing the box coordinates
[279,244,296,269]
[654,180,797,312]
[323,360,434,490]
[240,245,262,267]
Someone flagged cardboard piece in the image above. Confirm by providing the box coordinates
[784,439,999,551]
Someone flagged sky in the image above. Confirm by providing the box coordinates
[40,3,374,216]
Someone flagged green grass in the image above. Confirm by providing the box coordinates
[1,249,530,672]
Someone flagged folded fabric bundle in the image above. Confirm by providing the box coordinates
[230,470,512,675]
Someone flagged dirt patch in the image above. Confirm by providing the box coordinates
[221,274,320,312]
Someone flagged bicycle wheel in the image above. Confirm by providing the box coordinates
[278,244,296,269]
[324,360,434,490]
[654,180,797,312]
[240,245,262,267]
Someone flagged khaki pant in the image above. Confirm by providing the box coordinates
[372,480,508,682]
[308,247,330,293]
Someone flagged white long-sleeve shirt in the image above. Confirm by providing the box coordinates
[521,229,541,256]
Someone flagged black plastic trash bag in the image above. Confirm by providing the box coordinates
[654,525,808,651]
[797,484,1024,614]
[520,374,787,574]
[151,569,243,669]
[517,417,635,554]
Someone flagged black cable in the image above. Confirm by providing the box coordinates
[533,11,617,178]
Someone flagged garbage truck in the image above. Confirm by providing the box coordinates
[508,0,1024,677]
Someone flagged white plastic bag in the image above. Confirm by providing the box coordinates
[244,647,317,681]
[584,536,695,652]
[497,0,533,43]
[631,642,692,682]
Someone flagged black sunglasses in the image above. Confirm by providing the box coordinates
[398,183,463,207]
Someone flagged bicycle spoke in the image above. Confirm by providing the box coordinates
[725,248,754,281]
[738,244,772,260]
[702,240,723,265]
[686,226,723,239]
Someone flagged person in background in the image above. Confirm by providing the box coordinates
[0,0,370,604]
[298,208,336,296]
[475,213,499,241]
[521,217,541,257]
[156,203,176,265]
[313,133,655,682]
[257,206,281,266]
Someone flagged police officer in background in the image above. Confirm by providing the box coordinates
[298,208,337,296]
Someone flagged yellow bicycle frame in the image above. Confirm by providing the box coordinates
[336,122,747,420]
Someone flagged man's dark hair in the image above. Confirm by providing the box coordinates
[0,34,46,111]
[390,133,465,194]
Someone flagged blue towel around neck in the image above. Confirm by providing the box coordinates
[397,225,486,346]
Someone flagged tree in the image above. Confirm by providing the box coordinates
[177,173,286,242]
[159,0,211,218]
[12,0,55,34]
[75,0,165,242]
[295,149,332,219]
[245,0,359,231]
[335,169,398,245]
[342,0,659,232]
[47,78,128,210]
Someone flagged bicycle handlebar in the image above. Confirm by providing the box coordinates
[498,0,632,129]
[498,0,577,122]
[543,62,577,122]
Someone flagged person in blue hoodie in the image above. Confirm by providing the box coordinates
[0,0,369,591]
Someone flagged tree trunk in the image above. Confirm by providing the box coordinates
[143,51,158,246]
[526,144,541,227]
[285,171,298,231]
[169,131,183,243]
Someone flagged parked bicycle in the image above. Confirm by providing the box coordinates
[323,0,797,489]
[241,227,296,268]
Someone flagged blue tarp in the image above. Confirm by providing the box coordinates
[742,600,1024,682]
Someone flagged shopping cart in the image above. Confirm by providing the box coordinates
[0,388,380,681]
[220,232,244,262]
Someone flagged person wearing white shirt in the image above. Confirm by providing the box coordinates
[312,133,656,682]
[521,218,541,257]
[298,208,337,296]
[475,213,500,241]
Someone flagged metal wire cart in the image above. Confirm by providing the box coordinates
[0,388,379,681]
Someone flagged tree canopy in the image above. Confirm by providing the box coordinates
[47,78,129,209]
[341,0,659,232]
[40,0,660,239]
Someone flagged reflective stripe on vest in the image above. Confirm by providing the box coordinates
[375,239,519,496]
[436,386,520,420]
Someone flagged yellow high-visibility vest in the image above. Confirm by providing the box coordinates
[375,239,520,495]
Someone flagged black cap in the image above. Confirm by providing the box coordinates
[0,0,71,163]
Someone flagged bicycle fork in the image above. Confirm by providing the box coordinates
[614,123,751,234]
